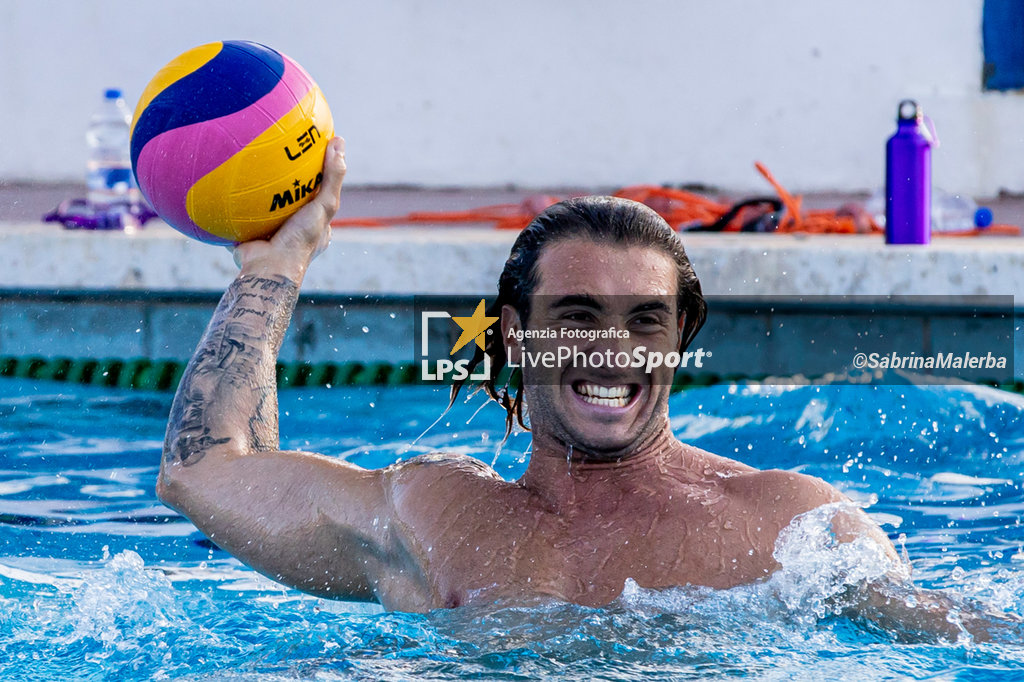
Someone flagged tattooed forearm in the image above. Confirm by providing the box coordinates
[247,384,277,452]
[163,274,300,466]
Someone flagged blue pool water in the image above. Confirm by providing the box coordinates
[2,377,1024,679]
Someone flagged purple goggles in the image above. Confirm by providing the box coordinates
[43,198,159,231]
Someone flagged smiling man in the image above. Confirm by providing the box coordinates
[157,138,1011,640]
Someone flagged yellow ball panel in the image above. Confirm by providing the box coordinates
[185,85,334,242]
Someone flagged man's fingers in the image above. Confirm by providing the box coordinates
[235,137,344,273]
[316,137,346,218]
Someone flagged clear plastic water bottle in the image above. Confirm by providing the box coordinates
[86,89,140,207]
[931,189,994,232]
[866,187,995,233]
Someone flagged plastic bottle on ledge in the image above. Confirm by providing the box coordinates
[867,187,994,233]
[931,189,993,232]
[86,88,140,208]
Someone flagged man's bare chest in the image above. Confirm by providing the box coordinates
[408,489,775,608]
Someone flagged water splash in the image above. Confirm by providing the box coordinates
[614,502,902,628]
[769,502,906,622]
[61,550,183,646]
[401,404,454,456]
[464,391,493,426]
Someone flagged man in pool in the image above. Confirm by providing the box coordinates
[157,138,1012,640]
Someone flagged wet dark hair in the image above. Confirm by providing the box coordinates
[450,195,707,437]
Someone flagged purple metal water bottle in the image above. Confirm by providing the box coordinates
[885,100,933,244]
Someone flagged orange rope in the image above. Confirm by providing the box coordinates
[330,204,540,231]
[753,162,804,232]
[611,185,732,228]
[929,224,1021,237]
[329,164,1018,237]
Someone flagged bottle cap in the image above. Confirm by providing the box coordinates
[897,99,920,121]
[974,207,993,228]
[104,88,123,100]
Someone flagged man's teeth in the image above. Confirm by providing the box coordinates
[575,383,631,407]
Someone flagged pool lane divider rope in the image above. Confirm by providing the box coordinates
[0,355,766,393]
[0,356,415,391]
[1,355,1022,395]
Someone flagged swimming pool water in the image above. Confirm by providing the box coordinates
[2,377,1024,680]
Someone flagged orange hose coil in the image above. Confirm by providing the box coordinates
[330,163,1019,237]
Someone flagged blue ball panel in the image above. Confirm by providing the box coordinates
[130,41,286,170]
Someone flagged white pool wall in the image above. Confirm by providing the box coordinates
[2,0,1021,197]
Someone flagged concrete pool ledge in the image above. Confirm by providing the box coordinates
[2,221,1023,299]
[1,221,1022,378]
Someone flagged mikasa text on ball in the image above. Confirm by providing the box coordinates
[130,40,334,244]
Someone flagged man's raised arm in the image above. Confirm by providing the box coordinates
[156,139,419,603]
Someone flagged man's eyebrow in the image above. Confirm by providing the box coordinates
[550,294,603,310]
[629,300,673,315]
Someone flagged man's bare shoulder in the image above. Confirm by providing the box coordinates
[723,465,847,521]
[388,451,504,477]
[382,452,521,542]
[682,443,844,524]
[385,452,509,498]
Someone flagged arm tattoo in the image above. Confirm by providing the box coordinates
[164,274,300,466]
